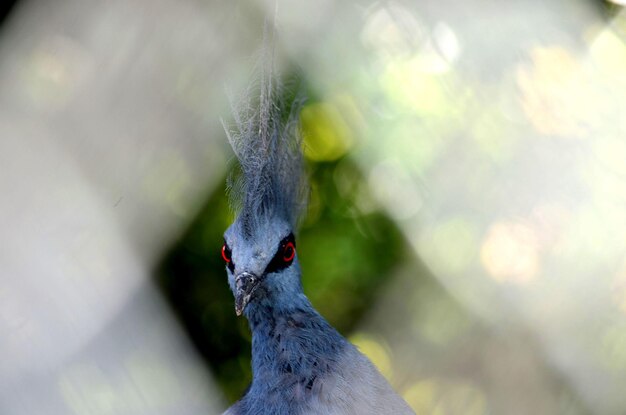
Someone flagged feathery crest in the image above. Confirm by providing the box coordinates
[222,31,307,237]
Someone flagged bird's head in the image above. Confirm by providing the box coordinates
[221,62,306,317]
[222,215,300,316]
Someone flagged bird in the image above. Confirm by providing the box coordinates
[219,33,415,415]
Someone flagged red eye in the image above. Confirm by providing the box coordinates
[222,244,231,263]
[283,241,295,262]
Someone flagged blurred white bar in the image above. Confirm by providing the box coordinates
[0,0,248,412]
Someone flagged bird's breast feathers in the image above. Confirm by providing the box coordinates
[224,340,414,415]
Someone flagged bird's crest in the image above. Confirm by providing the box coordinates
[222,29,307,238]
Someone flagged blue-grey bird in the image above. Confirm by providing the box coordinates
[220,46,414,415]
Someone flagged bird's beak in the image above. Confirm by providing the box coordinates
[234,272,260,316]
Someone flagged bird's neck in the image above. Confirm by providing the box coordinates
[244,292,344,385]
[245,291,313,333]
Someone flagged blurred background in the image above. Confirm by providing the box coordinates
[1,0,626,414]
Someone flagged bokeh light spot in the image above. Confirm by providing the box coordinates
[480,221,539,283]
[349,332,393,382]
[361,2,425,63]
[419,217,478,276]
[301,100,355,162]
[432,22,461,65]
[589,29,626,78]
[381,61,450,115]
[516,46,594,137]
[403,379,487,415]
[403,380,440,414]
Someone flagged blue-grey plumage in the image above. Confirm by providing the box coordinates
[221,41,414,415]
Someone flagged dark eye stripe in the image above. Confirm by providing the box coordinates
[264,232,296,275]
